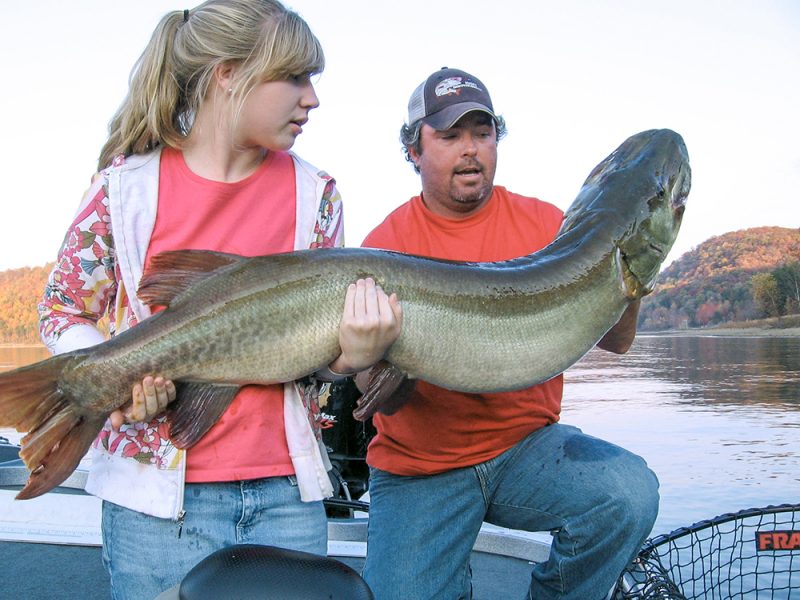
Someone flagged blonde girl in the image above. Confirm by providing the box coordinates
[38,2,401,598]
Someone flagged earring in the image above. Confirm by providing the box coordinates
[227,88,233,94]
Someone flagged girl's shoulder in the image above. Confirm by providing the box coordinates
[102,149,162,175]
[288,152,334,182]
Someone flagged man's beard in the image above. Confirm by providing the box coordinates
[450,180,493,206]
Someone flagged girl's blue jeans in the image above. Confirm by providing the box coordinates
[101,476,327,600]
[362,423,659,600]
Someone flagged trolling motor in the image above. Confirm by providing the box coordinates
[155,543,373,599]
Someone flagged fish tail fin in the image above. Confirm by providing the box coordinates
[0,354,105,499]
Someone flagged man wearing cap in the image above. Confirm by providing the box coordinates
[359,68,659,600]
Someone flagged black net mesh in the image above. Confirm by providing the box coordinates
[615,504,799,600]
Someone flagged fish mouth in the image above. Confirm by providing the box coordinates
[647,242,665,257]
[617,249,650,299]
[617,232,669,299]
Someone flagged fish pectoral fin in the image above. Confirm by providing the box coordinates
[167,382,240,449]
[353,361,415,422]
[137,250,246,306]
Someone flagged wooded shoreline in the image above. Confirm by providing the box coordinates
[640,314,800,338]
[641,327,800,338]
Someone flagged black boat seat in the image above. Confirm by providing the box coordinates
[157,543,373,600]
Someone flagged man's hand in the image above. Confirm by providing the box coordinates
[109,376,176,430]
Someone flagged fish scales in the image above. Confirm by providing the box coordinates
[0,128,691,498]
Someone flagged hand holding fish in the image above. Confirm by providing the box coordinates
[107,279,400,430]
[330,277,403,374]
[109,376,177,430]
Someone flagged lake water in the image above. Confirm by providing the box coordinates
[560,334,799,536]
[1,336,798,538]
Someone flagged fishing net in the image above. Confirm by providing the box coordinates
[615,504,800,599]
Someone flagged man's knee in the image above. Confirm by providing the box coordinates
[614,454,660,536]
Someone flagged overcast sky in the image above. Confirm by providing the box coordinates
[1,0,797,271]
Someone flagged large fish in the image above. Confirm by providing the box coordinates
[0,128,690,499]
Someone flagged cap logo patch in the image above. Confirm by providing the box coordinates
[435,76,481,97]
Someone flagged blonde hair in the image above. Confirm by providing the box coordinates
[97,0,324,170]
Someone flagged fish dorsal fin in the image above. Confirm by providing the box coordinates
[166,381,240,449]
[137,250,246,307]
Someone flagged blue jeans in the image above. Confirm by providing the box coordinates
[362,423,659,600]
[101,476,327,600]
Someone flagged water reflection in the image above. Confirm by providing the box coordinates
[0,345,49,373]
[566,336,800,407]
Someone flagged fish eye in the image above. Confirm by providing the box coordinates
[648,189,666,210]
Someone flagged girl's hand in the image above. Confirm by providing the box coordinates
[109,376,176,430]
[330,278,403,374]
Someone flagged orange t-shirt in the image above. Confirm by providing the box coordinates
[146,147,297,482]
[362,186,565,475]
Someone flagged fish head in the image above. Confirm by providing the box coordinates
[618,129,691,296]
[565,129,691,298]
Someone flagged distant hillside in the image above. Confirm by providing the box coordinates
[660,227,800,282]
[639,227,800,330]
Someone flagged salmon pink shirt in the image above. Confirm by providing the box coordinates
[146,147,296,482]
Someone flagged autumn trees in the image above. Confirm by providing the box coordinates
[752,262,800,318]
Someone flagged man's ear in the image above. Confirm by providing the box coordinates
[407,144,421,168]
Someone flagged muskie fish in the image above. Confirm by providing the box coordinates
[0,129,690,499]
